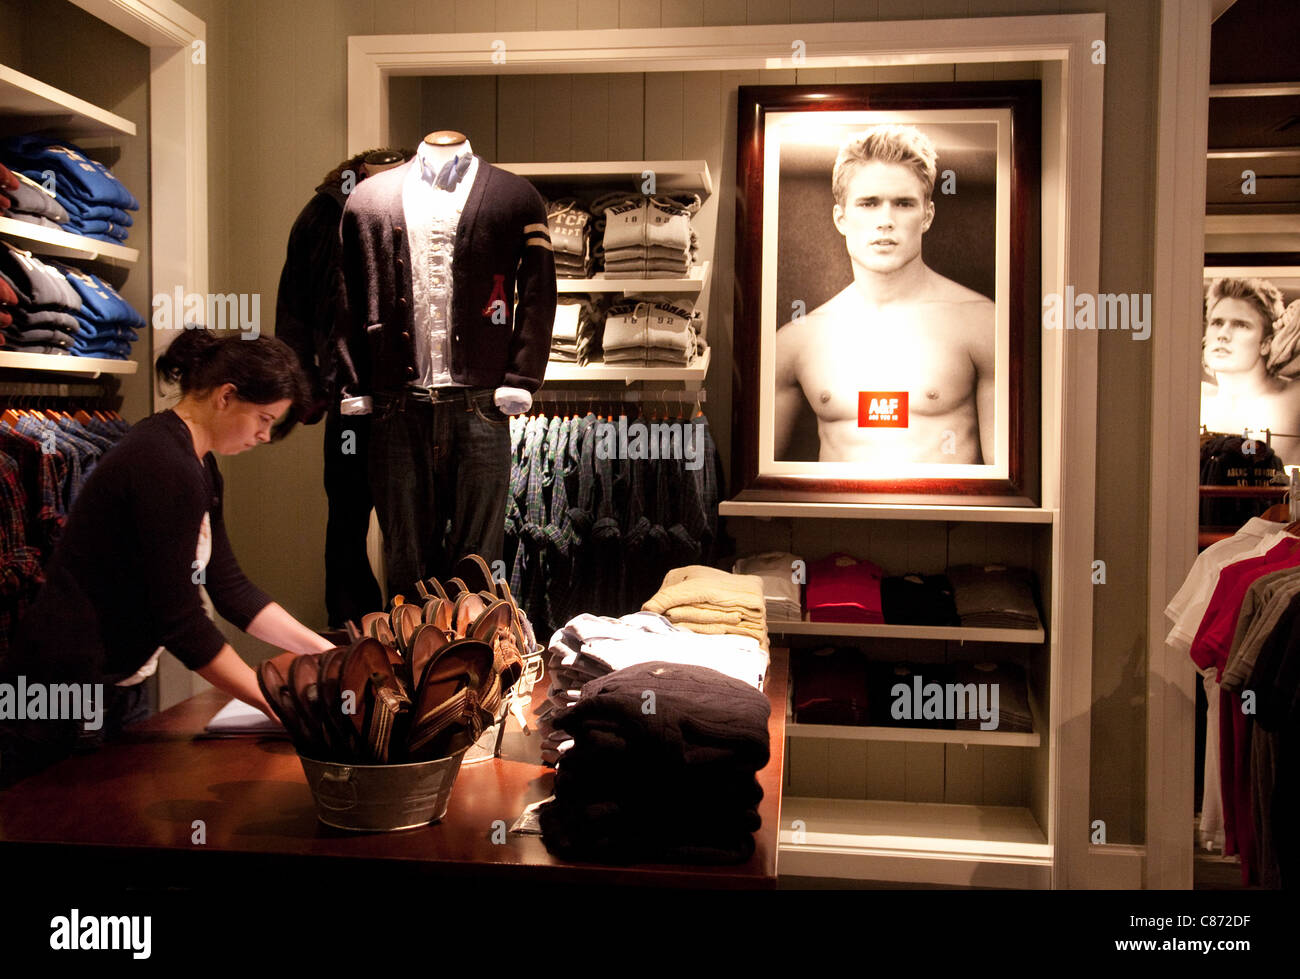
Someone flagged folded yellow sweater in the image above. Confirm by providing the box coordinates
[665,606,763,627]
[643,569,766,616]
[672,619,769,648]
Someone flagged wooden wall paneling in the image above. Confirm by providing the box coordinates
[746,0,791,25]
[661,0,704,28]
[945,743,984,804]
[683,70,721,340]
[982,744,1026,806]
[607,73,646,159]
[619,0,660,28]
[796,68,840,85]
[946,521,990,565]
[787,736,830,796]
[570,74,612,161]
[497,0,540,31]
[643,72,685,160]
[538,0,580,30]
[496,75,537,161]
[370,0,416,34]
[904,741,945,802]
[577,0,620,30]
[415,77,499,159]
[792,0,834,23]
[956,61,996,81]
[866,739,907,801]
[703,0,746,26]
[452,0,494,33]
[827,739,870,799]
[387,76,424,148]
[834,66,877,82]
[993,61,1042,80]
[532,75,575,162]
[831,1,877,22]
[915,63,957,82]
[920,0,973,19]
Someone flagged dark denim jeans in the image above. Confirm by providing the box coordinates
[369,387,511,603]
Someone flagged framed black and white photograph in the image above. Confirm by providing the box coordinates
[732,82,1041,505]
[1201,258,1300,468]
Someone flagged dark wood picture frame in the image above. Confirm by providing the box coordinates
[731,81,1041,506]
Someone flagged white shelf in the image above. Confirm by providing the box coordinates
[544,346,709,385]
[720,499,1057,523]
[0,62,136,139]
[0,351,138,376]
[557,261,709,295]
[785,721,1040,748]
[498,159,712,197]
[778,797,1052,888]
[767,615,1044,644]
[0,216,138,264]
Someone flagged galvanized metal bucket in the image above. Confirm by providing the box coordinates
[299,749,468,832]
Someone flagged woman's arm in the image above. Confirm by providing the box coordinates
[196,645,275,719]
[245,602,335,654]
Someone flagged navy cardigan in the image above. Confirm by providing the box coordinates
[336,157,556,397]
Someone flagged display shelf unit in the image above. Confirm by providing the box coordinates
[0,216,139,264]
[767,615,1043,644]
[786,722,1040,748]
[544,346,709,386]
[0,62,136,139]
[496,159,712,197]
[557,260,709,296]
[779,797,1052,888]
[721,500,1057,524]
[0,351,137,376]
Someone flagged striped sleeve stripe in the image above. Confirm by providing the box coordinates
[524,223,550,236]
[526,238,553,250]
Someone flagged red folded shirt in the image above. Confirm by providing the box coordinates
[806,553,885,624]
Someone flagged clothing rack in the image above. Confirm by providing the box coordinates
[1200,425,1300,444]
[534,389,706,403]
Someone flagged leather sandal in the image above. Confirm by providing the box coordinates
[407,638,499,761]
[340,637,411,763]
[257,652,317,753]
[453,554,499,598]
[471,599,525,691]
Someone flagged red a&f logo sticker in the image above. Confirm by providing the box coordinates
[858,392,909,427]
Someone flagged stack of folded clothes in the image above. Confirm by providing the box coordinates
[953,661,1033,733]
[732,551,803,622]
[792,646,870,725]
[591,192,699,279]
[538,610,769,765]
[549,296,584,362]
[1,241,82,356]
[946,564,1041,629]
[0,167,71,232]
[546,199,592,279]
[641,565,769,649]
[881,572,959,626]
[538,660,771,864]
[601,297,703,367]
[55,264,145,360]
[1,135,139,245]
[805,553,885,624]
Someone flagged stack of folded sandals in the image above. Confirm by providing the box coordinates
[257,555,537,764]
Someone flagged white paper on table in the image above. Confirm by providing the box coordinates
[202,698,286,737]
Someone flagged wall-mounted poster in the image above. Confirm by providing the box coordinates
[1200,260,1300,467]
[732,82,1040,505]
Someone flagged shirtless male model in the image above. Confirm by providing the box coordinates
[1200,277,1299,465]
[774,124,996,465]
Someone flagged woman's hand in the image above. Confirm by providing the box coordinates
[196,645,277,720]
[245,602,335,655]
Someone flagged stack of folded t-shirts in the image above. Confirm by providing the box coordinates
[866,661,958,729]
[538,610,769,765]
[1,241,82,356]
[641,564,769,650]
[953,661,1033,733]
[1,135,139,244]
[881,572,959,626]
[792,646,870,725]
[538,660,771,864]
[549,296,584,362]
[805,553,885,624]
[601,297,702,367]
[732,551,803,622]
[945,564,1040,629]
[0,168,71,232]
[0,162,15,217]
[55,264,145,360]
[546,199,592,279]
[591,192,699,278]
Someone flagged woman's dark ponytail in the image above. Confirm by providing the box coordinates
[155,327,311,441]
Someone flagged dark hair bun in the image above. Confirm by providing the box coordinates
[155,326,221,389]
